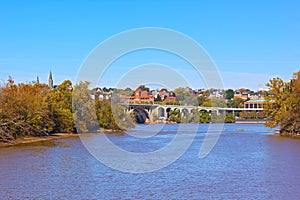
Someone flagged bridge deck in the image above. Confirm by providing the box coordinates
[126,104,263,111]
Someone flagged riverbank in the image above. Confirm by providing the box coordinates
[235,119,266,124]
[0,133,79,148]
[274,130,300,139]
[0,128,129,148]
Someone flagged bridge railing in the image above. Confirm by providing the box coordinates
[125,103,263,111]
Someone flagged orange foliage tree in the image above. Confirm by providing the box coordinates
[0,78,54,142]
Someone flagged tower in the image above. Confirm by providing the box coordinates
[258,84,263,92]
[48,71,53,89]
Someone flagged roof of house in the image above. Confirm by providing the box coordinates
[246,99,265,103]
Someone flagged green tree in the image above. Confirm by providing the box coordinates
[225,113,236,123]
[224,89,234,100]
[174,88,187,101]
[111,103,134,130]
[227,97,245,108]
[197,96,205,106]
[210,112,222,123]
[47,80,74,133]
[174,87,198,106]
[72,81,99,133]
[124,87,133,96]
[155,95,162,102]
[200,111,211,123]
[95,100,117,130]
[211,97,227,108]
[202,100,212,107]
[168,109,181,123]
[190,109,201,123]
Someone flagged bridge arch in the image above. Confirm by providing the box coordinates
[200,109,209,112]
[182,108,189,118]
[158,107,165,118]
[166,107,172,118]
[130,108,150,123]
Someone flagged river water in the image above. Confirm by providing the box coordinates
[1,124,300,199]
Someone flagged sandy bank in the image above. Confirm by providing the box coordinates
[0,133,79,148]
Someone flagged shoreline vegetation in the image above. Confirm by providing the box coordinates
[263,73,300,138]
[0,77,254,143]
[1,70,299,143]
[0,79,134,143]
[0,128,124,147]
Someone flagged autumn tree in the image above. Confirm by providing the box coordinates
[174,87,198,106]
[225,113,235,123]
[202,100,212,107]
[0,78,54,141]
[264,77,300,135]
[202,97,226,108]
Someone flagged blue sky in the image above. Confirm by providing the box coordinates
[0,0,299,90]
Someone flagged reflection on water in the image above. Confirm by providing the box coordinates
[14,140,58,147]
[1,124,300,199]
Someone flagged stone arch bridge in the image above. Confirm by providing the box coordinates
[126,104,263,123]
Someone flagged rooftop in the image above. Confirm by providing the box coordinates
[246,99,265,103]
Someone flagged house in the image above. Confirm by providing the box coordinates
[234,89,250,100]
[292,70,300,80]
[128,86,154,104]
[163,91,177,102]
[244,99,265,109]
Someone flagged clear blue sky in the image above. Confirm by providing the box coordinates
[0,0,299,90]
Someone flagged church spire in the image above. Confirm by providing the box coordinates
[48,71,53,89]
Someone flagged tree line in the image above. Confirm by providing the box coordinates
[0,78,132,142]
[3,74,295,142]
[116,86,255,108]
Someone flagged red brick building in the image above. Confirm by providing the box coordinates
[128,87,154,104]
